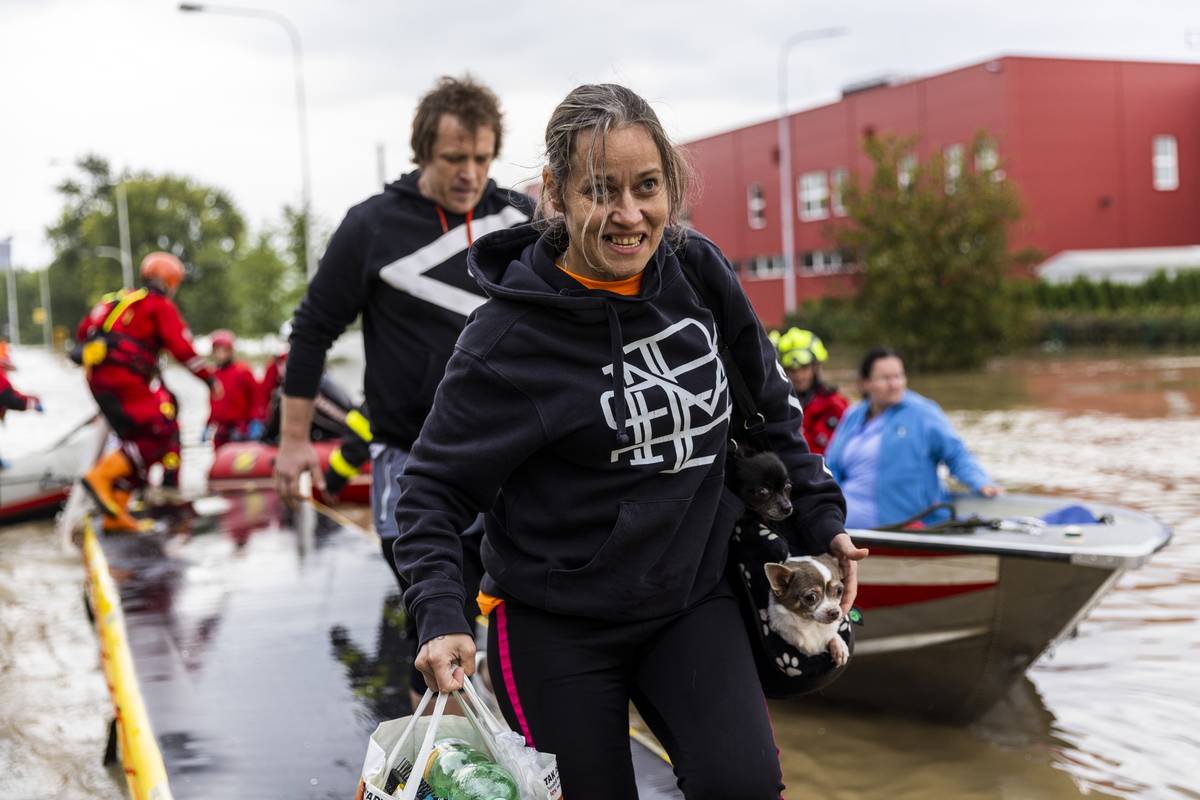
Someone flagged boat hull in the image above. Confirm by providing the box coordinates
[208,440,371,504]
[0,417,99,523]
[818,548,1119,721]
[805,493,1168,721]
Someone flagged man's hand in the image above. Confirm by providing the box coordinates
[415,633,476,693]
[980,485,1003,498]
[830,532,869,616]
[274,395,323,505]
[274,436,325,506]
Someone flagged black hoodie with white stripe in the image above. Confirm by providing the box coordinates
[394,224,846,646]
[285,172,533,448]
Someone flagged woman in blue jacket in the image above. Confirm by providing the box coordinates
[392,84,866,799]
[825,347,1000,529]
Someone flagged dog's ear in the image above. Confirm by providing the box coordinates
[764,562,793,595]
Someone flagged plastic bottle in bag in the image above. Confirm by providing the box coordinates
[447,762,520,800]
[425,738,491,798]
[383,757,435,799]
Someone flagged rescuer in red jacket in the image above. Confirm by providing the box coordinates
[0,345,42,421]
[254,321,289,425]
[206,329,261,448]
[75,251,214,531]
[771,327,849,456]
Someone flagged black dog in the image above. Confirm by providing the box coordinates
[727,447,793,521]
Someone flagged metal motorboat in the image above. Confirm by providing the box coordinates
[817,493,1171,721]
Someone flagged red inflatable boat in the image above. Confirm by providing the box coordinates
[208,441,371,504]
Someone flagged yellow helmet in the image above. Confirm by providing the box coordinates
[773,327,828,368]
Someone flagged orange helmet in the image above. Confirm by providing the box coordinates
[210,329,236,349]
[140,251,185,290]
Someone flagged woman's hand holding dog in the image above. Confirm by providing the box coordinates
[416,633,476,693]
[829,533,869,616]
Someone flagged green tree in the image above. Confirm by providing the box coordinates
[836,133,1038,371]
[230,233,290,336]
[279,203,333,318]
[45,154,249,334]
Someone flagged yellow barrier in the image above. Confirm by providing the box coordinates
[82,521,174,800]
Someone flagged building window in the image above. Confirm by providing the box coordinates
[802,250,845,274]
[798,171,828,221]
[898,154,917,190]
[747,183,767,229]
[831,168,848,217]
[750,255,785,278]
[1153,135,1179,191]
[944,144,963,193]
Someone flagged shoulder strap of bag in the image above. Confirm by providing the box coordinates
[676,257,768,445]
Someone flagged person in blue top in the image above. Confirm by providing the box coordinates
[825,347,1001,529]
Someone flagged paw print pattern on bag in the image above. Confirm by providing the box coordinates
[774,653,803,677]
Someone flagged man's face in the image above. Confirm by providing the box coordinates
[212,344,233,365]
[417,114,497,214]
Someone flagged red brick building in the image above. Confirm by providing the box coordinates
[684,56,1200,326]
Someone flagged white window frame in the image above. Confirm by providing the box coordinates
[898,154,917,190]
[798,171,829,221]
[751,255,785,278]
[944,144,963,193]
[803,250,845,274]
[830,168,848,217]
[747,183,767,229]
[1153,135,1179,191]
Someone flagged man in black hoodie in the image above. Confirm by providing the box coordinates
[274,77,532,593]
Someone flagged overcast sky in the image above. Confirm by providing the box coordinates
[2,0,1196,268]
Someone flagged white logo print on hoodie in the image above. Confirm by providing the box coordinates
[601,317,731,473]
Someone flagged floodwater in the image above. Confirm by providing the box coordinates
[0,345,1197,799]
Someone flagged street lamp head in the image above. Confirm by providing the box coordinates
[178,3,205,12]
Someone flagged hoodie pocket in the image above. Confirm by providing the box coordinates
[545,475,745,619]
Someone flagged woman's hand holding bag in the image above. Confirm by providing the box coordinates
[416,632,476,692]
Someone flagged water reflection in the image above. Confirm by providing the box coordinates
[329,591,415,723]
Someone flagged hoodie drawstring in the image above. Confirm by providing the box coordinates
[605,302,632,446]
[435,206,474,245]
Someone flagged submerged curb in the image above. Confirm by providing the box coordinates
[82,520,173,800]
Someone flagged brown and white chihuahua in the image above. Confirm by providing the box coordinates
[764,556,849,667]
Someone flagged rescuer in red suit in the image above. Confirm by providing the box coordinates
[254,321,289,426]
[75,251,215,532]
[206,329,261,448]
[0,344,43,421]
[770,327,848,456]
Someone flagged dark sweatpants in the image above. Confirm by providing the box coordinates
[487,587,784,800]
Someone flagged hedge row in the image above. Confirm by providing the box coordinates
[784,299,1200,351]
[1031,270,1200,311]
[1030,307,1200,347]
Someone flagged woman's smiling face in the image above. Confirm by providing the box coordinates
[551,124,669,281]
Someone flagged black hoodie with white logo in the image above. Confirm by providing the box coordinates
[394,225,846,645]
[284,172,532,448]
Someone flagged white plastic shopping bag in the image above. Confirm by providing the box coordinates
[356,685,561,800]
[458,678,562,800]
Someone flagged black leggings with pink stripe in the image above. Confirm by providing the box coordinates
[487,587,785,800]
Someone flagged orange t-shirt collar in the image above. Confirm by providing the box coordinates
[557,261,643,297]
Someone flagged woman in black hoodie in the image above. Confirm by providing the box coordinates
[394,83,866,798]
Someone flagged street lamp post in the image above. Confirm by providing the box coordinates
[777,27,847,316]
[179,3,317,279]
[115,182,134,287]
